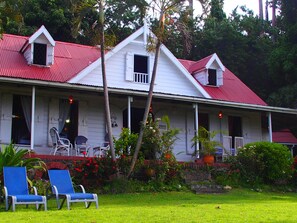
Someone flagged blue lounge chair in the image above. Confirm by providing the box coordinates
[48,169,98,210]
[3,166,47,211]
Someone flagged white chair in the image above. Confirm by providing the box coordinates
[49,127,73,156]
[222,135,232,160]
[92,142,110,157]
[74,135,91,156]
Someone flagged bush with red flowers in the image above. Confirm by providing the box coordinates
[71,157,117,190]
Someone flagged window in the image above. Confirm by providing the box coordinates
[134,55,149,83]
[208,69,217,86]
[33,43,47,65]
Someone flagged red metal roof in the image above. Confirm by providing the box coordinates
[0,34,101,83]
[179,57,267,106]
[273,129,297,144]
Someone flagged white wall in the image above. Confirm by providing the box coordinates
[78,39,204,98]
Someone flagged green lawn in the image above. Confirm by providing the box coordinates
[0,189,297,223]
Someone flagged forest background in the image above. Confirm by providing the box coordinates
[0,0,296,131]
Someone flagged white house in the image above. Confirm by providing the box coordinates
[0,25,296,161]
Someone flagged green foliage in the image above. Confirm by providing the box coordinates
[113,128,138,156]
[141,115,162,159]
[71,157,117,190]
[141,115,180,160]
[191,126,221,155]
[0,143,45,174]
[102,176,187,194]
[229,142,293,186]
[32,178,50,196]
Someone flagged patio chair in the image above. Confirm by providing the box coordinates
[48,169,98,210]
[49,127,73,156]
[3,166,47,211]
[93,142,110,157]
[74,135,91,156]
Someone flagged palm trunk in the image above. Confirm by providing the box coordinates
[127,40,162,178]
[259,0,263,20]
[98,0,116,163]
[272,0,276,26]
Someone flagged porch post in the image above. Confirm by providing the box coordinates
[193,103,199,158]
[30,86,36,150]
[128,96,133,130]
[267,112,273,142]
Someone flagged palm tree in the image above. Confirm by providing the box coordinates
[259,0,264,20]
[128,0,185,178]
[98,0,116,163]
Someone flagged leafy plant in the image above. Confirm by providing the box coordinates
[113,128,138,156]
[191,127,222,156]
[160,115,180,154]
[0,143,46,174]
[230,142,293,185]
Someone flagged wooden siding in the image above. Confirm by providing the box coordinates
[79,40,204,98]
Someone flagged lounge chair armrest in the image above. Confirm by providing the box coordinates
[31,186,38,195]
[74,184,86,193]
[50,185,59,195]
[4,186,8,196]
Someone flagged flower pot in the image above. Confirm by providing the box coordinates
[203,155,215,165]
[145,168,155,177]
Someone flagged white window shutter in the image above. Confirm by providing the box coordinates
[125,52,134,81]
[0,93,13,144]
[217,69,223,86]
[78,101,88,137]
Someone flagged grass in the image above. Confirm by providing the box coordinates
[0,189,297,223]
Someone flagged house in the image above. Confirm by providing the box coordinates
[273,129,297,156]
[0,25,296,161]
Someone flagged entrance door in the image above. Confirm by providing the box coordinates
[60,100,78,144]
[123,107,144,134]
[11,95,31,145]
[228,116,242,148]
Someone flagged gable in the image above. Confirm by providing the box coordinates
[70,27,210,99]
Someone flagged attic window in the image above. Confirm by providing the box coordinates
[33,43,47,65]
[208,69,217,86]
[134,55,149,83]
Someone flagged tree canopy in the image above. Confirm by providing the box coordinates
[0,0,296,109]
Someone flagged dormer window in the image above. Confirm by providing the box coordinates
[33,43,47,65]
[20,25,55,67]
[208,69,217,86]
[190,54,225,87]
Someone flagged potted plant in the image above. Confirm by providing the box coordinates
[192,127,222,165]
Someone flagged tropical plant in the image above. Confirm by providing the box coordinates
[0,143,46,197]
[113,128,138,156]
[160,115,180,153]
[0,143,45,174]
[230,142,293,186]
[191,126,221,156]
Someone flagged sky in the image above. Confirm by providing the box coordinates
[193,0,260,17]
[223,0,259,16]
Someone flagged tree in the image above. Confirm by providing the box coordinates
[128,0,185,178]
[97,0,117,166]
[267,0,297,108]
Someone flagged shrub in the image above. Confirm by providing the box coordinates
[71,157,117,190]
[113,128,138,156]
[230,142,293,186]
